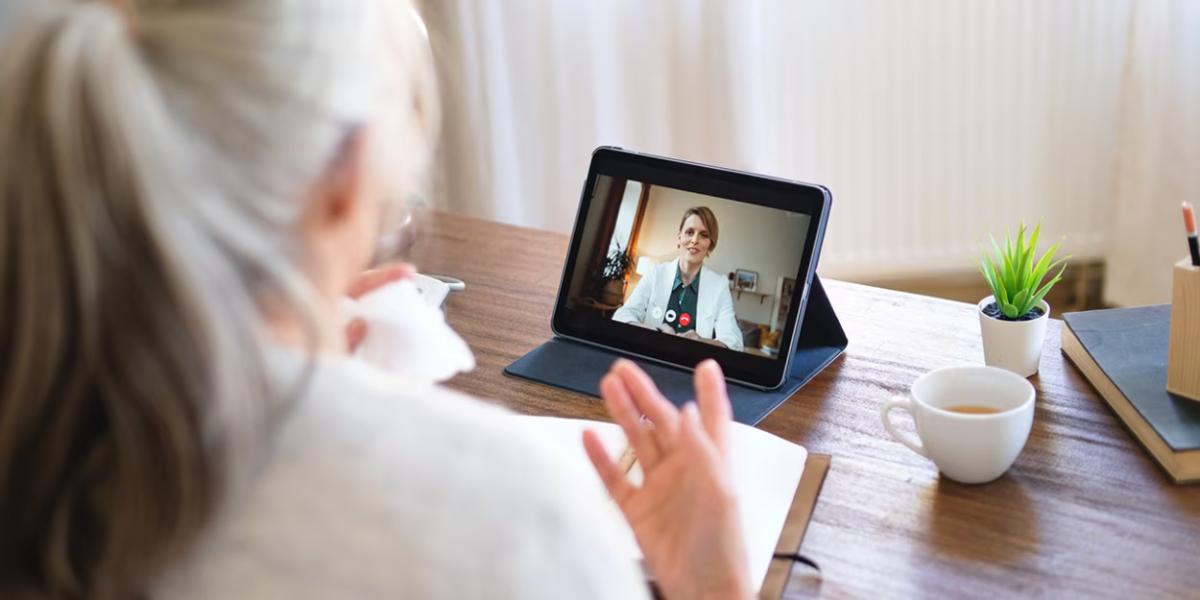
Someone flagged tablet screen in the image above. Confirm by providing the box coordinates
[552,148,829,388]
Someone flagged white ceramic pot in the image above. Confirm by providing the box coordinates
[978,296,1049,377]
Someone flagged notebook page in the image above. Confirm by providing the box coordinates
[512,416,641,557]
[512,415,807,591]
[726,421,808,586]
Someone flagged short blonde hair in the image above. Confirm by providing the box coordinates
[678,206,719,253]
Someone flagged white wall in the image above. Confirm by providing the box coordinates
[630,186,809,326]
[1102,1,1200,307]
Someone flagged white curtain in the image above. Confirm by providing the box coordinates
[421,0,1199,304]
[1103,1,1200,307]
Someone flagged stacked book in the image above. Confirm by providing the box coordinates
[1061,305,1200,483]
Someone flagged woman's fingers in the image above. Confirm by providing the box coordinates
[612,360,680,435]
[346,262,415,298]
[583,429,635,506]
[679,402,709,450]
[600,373,661,468]
[600,359,726,475]
[345,318,368,352]
[344,264,413,351]
[693,360,732,453]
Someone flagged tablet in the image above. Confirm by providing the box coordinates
[551,147,831,389]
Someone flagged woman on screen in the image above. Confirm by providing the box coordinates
[613,207,744,351]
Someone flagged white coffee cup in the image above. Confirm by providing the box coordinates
[881,366,1035,484]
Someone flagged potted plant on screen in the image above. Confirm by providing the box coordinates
[598,243,633,305]
[977,223,1069,377]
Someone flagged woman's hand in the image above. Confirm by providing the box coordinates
[345,263,415,350]
[582,359,751,600]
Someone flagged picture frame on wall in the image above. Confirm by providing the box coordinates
[734,269,759,291]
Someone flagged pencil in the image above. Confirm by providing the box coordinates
[1184,202,1199,267]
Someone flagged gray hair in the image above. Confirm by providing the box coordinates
[0,0,436,596]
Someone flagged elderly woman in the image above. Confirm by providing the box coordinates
[0,1,750,598]
[613,206,744,351]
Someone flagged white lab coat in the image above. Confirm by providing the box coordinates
[612,259,744,351]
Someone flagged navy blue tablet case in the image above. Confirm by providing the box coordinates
[505,276,847,425]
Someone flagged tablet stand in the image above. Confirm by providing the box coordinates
[504,276,847,425]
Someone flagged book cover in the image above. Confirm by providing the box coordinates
[1062,305,1200,482]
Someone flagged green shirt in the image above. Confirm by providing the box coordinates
[664,265,699,334]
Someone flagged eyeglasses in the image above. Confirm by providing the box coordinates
[372,194,425,265]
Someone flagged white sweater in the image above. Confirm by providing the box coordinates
[153,348,649,599]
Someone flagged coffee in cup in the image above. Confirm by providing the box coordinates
[944,405,1002,415]
[881,365,1035,484]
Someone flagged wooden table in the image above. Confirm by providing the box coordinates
[409,211,1200,598]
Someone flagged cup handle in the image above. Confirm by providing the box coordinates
[881,396,927,457]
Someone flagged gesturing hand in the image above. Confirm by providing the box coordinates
[344,262,415,351]
[582,359,751,600]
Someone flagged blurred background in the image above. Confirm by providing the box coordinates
[417,0,1200,312]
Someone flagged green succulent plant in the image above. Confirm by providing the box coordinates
[978,223,1069,320]
[600,242,633,282]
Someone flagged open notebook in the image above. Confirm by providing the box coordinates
[512,415,810,593]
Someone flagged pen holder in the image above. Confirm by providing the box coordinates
[1167,258,1200,402]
